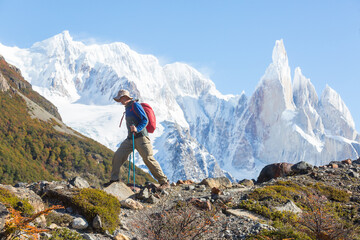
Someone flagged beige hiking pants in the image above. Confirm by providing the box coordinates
[110,136,168,184]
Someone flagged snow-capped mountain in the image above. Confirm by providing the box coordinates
[0,31,359,181]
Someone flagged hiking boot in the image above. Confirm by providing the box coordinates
[158,181,170,190]
[102,180,119,188]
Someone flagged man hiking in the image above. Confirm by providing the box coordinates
[103,89,170,189]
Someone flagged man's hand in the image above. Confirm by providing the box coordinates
[130,125,137,133]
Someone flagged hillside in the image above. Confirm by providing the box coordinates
[0,56,154,185]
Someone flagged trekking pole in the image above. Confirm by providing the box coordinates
[132,131,136,191]
[127,154,131,184]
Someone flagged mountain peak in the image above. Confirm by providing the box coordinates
[293,67,318,108]
[272,39,288,67]
[320,84,356,136]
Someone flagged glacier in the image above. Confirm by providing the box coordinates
[0,32,359,181]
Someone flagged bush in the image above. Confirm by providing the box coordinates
[132,201,220,240]
[49,228,84,240]
[238,200,296,222]
[296,194,357,240]
[1,205,63,240]
[71,188,121,233]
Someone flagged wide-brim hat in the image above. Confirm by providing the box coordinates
[113,89,133,101]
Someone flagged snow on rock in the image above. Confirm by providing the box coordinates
[0,32,359,181]
[319,85,357,140]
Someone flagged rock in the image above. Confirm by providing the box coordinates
[348,171,359,178]
[195,185,207,192]
[177,180,184,185]
[120,198,144,210]
[0,184,46,225]
[176,180,194,185]
[14,182,28,188]
[114,233,130,240]
[353,158,360,165]
[0,71,10,92]
[72,217,88,230]
[189,198,212,210]
[146,195,159,204]
[48,223,59,229]
[69,176,90,189]
[92,215,102,230]
[329,163,338,169]
[225,209,267,221]
[40,232,52,238]
[136,188,150,200]
[239,179,254,187]
[103,182,134,201]
[200,177,232,189]
[342,159,352,165]
[185,185,195,191]
[291,161,313,174]
[257,163,293,183]
[274,200,302,214]
[0,203,9,232]
[211,187,222,195]
[82,233,97,240]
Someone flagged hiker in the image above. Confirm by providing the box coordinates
[103,89,170,189]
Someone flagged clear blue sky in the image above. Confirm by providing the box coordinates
[0,0,359,130]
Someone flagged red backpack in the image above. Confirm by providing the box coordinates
[119,102,157,133]
[134,103,156,133]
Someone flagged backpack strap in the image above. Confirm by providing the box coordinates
[119,111,126,128]
[131,102,140,119]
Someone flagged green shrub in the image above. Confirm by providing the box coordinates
[0,187,33,215]
[238,200,296,222]
[248,222,311,240]
[308,182,350,202]
[49,228,84,240]
[46,212,73,227]
[71,188,121,233]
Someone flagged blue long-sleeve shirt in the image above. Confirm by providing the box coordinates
[125,101,148,139]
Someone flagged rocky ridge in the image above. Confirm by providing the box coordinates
[1,157,360,239]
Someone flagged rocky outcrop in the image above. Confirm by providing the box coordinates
[0,72,9,92]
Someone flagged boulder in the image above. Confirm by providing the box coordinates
[0,184,46,225]
[329,163,338,169]
[114,233,131,240]
[136,188,150,200]
[239,179,254,187]
[342,159,352,165]
[291,161,313,174]
[353,158,360,165]
[92,215,102,230]
[72,217,88,230]
[200,177,232,189]
[69,176,90,189]
[274,200,302,214]
[257,163,293,183]
[177,180,194,185]
[103,182,134,201]
[120,198,143,210]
